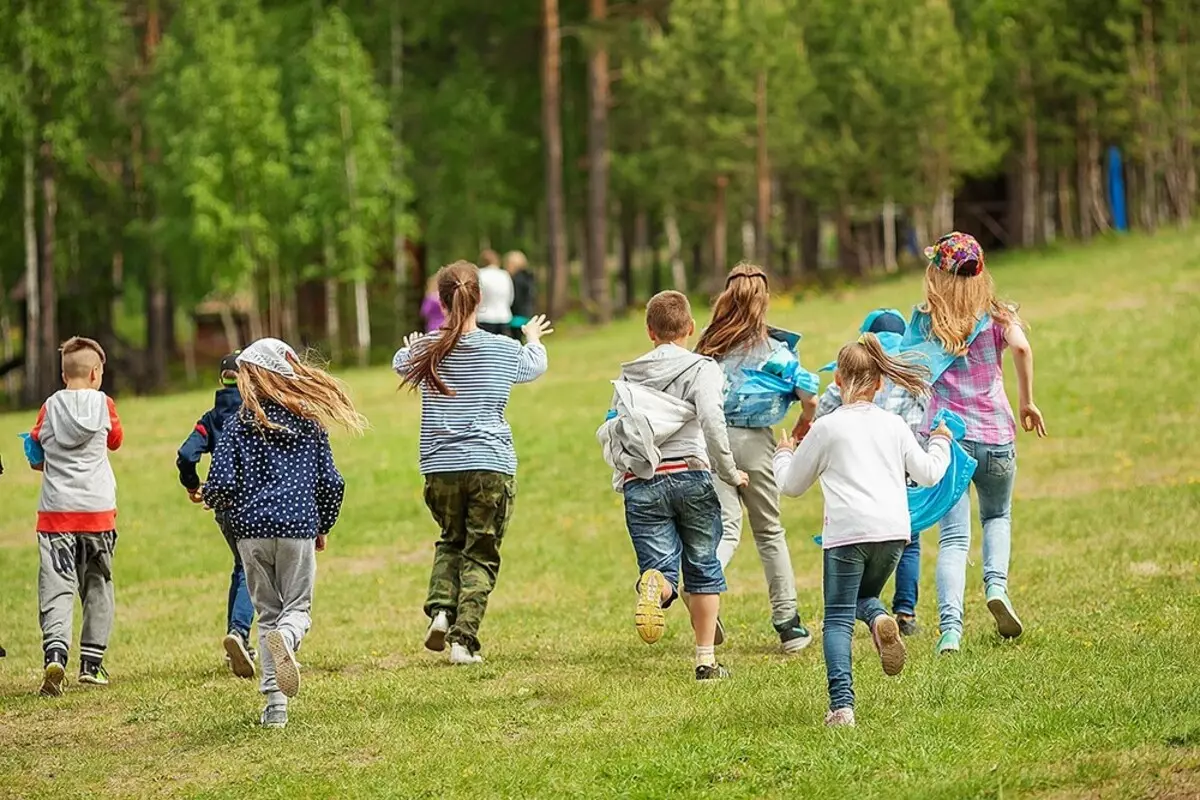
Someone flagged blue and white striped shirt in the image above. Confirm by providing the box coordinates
[393,330,548,475]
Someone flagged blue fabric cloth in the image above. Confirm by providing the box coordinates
[20,432,44,468]
[623,471,726,596]
[177,387,242,492]
[898,309,989,385]
[906,409,977,534]
[202,403,345,540]
[728,327,820,428]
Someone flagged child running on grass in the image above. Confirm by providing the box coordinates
[694,263,815,653]
[394,261,552,666]
[775,334,951,726]
[597,291,748,681]
[30,337,123,696]
[813,308,929,636]
[203,339,363,729]
[917,232,1046,655]
[176,351,258,679]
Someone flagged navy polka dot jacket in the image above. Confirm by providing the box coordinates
[201,402,345,540]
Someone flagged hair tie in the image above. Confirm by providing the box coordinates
[857,334,869,345]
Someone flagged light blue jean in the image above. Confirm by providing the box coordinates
[935,441,1015,636]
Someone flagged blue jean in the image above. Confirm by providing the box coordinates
[935,440,1015,636]
[218,515,255,639]
[891,534,920,617]
[623,471,727,597]
[823,541,905,711]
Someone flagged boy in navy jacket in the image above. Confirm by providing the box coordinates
[176,351,256,679]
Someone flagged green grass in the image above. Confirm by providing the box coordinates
[2,232,1199,799]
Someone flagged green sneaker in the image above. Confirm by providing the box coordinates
[78,660,109,686]
[986,586,1024,639]
[935,630,961,655]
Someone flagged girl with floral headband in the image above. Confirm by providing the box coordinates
[917,232,1047,656]
[203,338,366,729]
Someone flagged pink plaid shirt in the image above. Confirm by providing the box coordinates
[925,320,1016,445]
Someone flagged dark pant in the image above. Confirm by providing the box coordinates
[423,471,516,652]
[623,471,727,597]
[479,322,511,337]
[217,514,255,640]
[891,534,920,617]
[823,540,905,711]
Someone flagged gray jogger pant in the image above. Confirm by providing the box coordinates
[713,427,798,625]
[38,532,117,664]
[237,537,316,696]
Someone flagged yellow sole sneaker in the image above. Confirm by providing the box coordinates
[635,569,667,644]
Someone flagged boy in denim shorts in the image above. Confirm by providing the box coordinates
[598,291,747,681]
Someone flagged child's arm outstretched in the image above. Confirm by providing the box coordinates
[514,315,553,383]
[773,425,823,497]
[902,420,952,487]
[314,429,345,539]
[201,418,242,511]
[392,332,423,376]
[1005,323,1046,437]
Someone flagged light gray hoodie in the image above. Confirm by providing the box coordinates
[31,389,122,532]
[609,344,740,486]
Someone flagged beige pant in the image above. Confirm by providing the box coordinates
[714,427,798,625]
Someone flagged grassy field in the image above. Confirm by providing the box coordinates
[1,232,1199,799]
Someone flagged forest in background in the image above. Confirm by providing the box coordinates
[0,0,1196,404]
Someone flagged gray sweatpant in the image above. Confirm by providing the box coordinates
[38,532,117,664]
[237,537,316,697]
[713,427,798,625]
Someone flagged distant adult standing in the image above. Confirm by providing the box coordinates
[476,249,514,336]
[505,250,537,341]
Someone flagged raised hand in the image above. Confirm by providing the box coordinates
[403,332,425,350]
[522,314,555,345]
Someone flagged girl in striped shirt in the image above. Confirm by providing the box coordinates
[919,233,1047,656]
[394,260,553,665]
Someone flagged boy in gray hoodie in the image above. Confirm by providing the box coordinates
[602,291,747,681]
[29,337,123,696]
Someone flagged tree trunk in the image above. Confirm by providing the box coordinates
[38,147,58,400]
[585,0,611,322]
[145,262,169,389]
[836,201,860,278]
[619,206,634,310]
[741,211,755,263]
[390,6,408,336]
[353,278,370,367]
[1018,63,1039,247]
[22,97,40,404]
[712,175,728,288]
[267,256,283,337]
[282,280,299,345]
[323,223,341,363]
[2,307,15,399]
[1057,166,1075,240]
[542,0,569,319]
[1077,100,1095,241]
[1138,1,1159,231]
[664,210,687,292]
[882,197,898,272]
[219,305,239,353]
[634,209,649,300]
[755,71,770,267]
[798,194,819,278]
[337,44,370,367]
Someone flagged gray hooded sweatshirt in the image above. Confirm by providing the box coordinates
[610,344,740,486]
[31,389,122,532]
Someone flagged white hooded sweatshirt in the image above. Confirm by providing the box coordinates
[31,389,123,532]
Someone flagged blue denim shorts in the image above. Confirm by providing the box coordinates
[622,470,727,596]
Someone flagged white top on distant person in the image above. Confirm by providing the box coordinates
[476,249,514,330]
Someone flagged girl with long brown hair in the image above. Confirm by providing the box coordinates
[695,263,816,654]
[202,338,365,729]
[393,260,553,665]
[916,232,1046,657]
[775,333,952,727]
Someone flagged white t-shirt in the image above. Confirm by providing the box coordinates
[477,266,515,325]
[773,402,950,549]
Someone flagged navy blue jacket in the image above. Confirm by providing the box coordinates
[201,403,345,541]
[177,387,242,492]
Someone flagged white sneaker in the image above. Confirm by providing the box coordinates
[424,611,450,652]
[448,643,482,665]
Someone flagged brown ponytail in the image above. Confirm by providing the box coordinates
[694,262,771,358]
[835,333,930,403]
[403,261,481,396]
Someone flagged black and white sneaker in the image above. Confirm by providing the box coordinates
[774,614,813,654]
[40,651,67,697]
[695,663,731,682]
[79,660,110,686]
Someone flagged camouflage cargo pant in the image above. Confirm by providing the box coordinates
[423,471,516,652]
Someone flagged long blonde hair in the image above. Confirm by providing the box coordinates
[835,333,930,403]
[238,354,367,436]
[403,260,480,396]
[694,262,770,358]
[919,268,1022,356]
